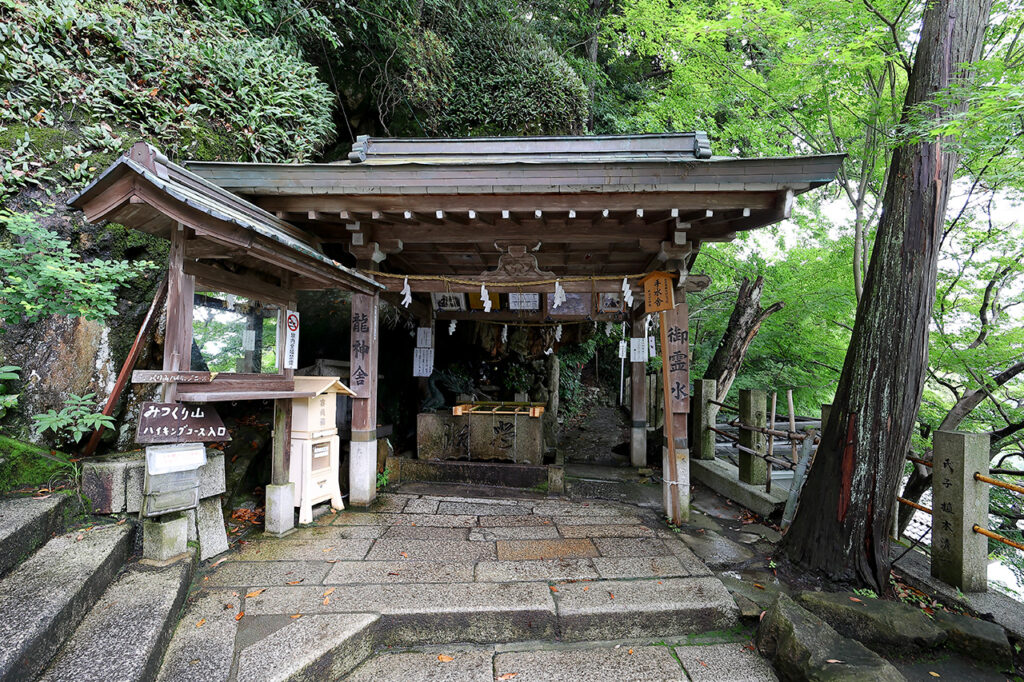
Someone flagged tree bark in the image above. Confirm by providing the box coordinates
[703,276,783,403]
[781,0,992,591]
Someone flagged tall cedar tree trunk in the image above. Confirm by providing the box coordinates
[781,0,992,591]
[703,276,783,402]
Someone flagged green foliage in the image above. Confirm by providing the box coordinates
[0,365,19,419]
[31,393,113,446]
[0,434,74,493]
[558,329,617,420]
[0,212,154,326]
[0,0,336,198]
[501,364,533,395]
[376,466,392,489]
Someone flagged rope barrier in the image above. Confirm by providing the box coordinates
[974,472,1024,496]
[906,456,933,467]
[973,525,1024,552]
[897,496,932,515]
[363,270,659,288]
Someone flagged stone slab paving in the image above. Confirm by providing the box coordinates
[348,641,778,681]
[157,491,767,681]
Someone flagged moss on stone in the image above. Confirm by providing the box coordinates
[0,124,68,155]
[0,435,74,493]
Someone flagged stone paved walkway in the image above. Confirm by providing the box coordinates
[157,490,774,681]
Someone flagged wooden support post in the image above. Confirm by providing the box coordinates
[162,224,194,402]
[349,291,380,506]
[786,389,797,464]
[738,389,767,485]
[931,431,990,592]
[266,291,297,536]
[692,379,718,460]
[660,301,690,524]
[630,316,647,468]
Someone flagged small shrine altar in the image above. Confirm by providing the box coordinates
[418,402,546,465]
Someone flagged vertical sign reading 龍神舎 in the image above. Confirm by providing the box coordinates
[284,310,300,369]
[349,297,377,400]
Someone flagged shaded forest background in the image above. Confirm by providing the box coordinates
[0,0,1021,585]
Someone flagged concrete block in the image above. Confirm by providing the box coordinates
[931,430,990,592]
[547,464,565,494]
[143,515,188,562]
[674,642,779,681]
[416,412,543,464]
[125,463,144,514]
[235,613,378,682]
[475,559,598,582]
[156,589,241,682]
[366,539,497,561]
[350,439,377,507]
[196,496,229,561]
[691,458,787,518]
[81,461,127,514]
[0,495,71,577]
[552,576,740,641]
[198,452,226,499]
[184,508,197,543]
[265,483,295,536]
[493,647,683,681]
[495,539,598,560]
[325,560,474,585]
[349,649,493,682]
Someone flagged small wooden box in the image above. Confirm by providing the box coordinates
[291,376,355,440]
[289,434,342,524]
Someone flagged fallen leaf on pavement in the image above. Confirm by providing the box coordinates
[290,614,302,619]
[549,586,558,592]
[196,619,206,627]
[323,588,336,597]
[212,558,228,567]
[437,654,454,662]
[76,534,84,541]
[400,552,409,558]
[928,673,940,678]
[323,596,330,605]
[286,579,304,585]
[699,661,708,667]
[850,597,862,603]
[825,659,843,664]
[235,612,244,621]
[246,589,265,598]
[497,674,518,680]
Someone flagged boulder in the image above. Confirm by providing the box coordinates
[796,590,946,655]
[932,610,1013,670]
[757,594,904,681]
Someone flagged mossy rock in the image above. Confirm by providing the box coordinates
[0,435,74,494]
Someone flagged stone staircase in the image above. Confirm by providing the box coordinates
[0,496,194,682]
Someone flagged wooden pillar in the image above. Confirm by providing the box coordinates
[738,389,768,485]
[692,379,718,460]
[630,315,647,468]
[349,291,380,506]
[660,299,690,523]
[266,294,296,536]
[161,224,194,401]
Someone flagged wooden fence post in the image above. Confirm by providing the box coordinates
[738,389,767,486]
[692,379,718,461]
[931,430,990,592]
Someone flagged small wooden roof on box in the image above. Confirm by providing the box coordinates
[292,376,356,398]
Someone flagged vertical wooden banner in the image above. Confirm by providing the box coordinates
[349,292,380,506]
[659,298,691,524]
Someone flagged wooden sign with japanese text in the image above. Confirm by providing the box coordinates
[136,402,230,443]
[132,370,213,384]
[662,302,690,414]
[640,271,675,313]
[349,295,378,399]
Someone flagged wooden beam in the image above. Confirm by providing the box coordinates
[184,260,291,305]
[254,191,779,215]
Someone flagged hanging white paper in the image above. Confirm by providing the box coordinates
[416,327,433,348]
[501,325,508,343]
[554,324,563,342]
[400,277,412,308]
[284,310,300,369]
[448,320,457,335]
[413,347,435,377]
[605,321,614,336]
[648,335,657,357]
[552,280,566,309]
[242,329,256,351]
[544,347,554,355]
[618,340,627,359]
[630,337,648,363]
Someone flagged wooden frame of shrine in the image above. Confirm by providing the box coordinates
[73,134,842,530]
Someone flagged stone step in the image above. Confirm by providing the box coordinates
[0,495,72,578]
[0,523,134,682]
[552,577,741,641]
[38,554,194,682]
[234,613,378,682]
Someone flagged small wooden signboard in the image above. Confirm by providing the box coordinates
[132,370,214,384]
[639,271,675,313]
[136,402,230,443]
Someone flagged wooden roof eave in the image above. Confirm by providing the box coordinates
[70,153,382,296]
